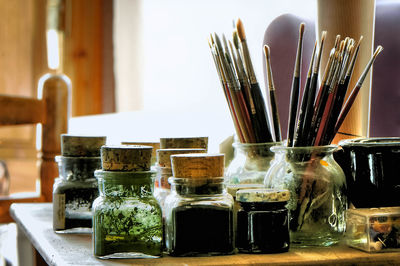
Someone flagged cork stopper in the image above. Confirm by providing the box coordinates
[122,141,160,165]
[61,135,106,157]
[236,188,290,203]
[101,145,153,171]
[171,153,224,178]
[160,137,208,151]
[157,148,206,168]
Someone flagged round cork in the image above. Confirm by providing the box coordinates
[171,153,224,178]
[159,137,208,151]
[61,135,106,157]
[122,141,160,165]
[157,148,206,168]
[101,145,153,171]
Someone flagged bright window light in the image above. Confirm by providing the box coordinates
[46,29,60,70]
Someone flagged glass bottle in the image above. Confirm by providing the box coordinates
[225,142,277,185]
[92,145,163,259]
[154,148,206,213]
[165,153,234,256]
[165,177,234,256]
[265,145,347,247]
[236,188,290,253]
[53,135,106,233]
[53,156,101,233]
[92,170,163,258]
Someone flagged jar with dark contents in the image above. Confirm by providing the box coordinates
[154,148,206,213]
[92,145,163,259]
[53,135,106,233]
[164,154,234,256]
[236,188,290,253]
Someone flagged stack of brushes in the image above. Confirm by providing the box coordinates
[209,20,384,147]
[208,19,278,144]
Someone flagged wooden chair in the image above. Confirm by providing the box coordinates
[0,74,69,223]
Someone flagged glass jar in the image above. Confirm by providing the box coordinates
[265,145,347,247]
[236,188,290,253]
[92,170,163,258]
[53,156,100,233]
[165,177,234,256]
[226,142,277,185]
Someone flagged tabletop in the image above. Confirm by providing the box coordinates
[10,203,400,266]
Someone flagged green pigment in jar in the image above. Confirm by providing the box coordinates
[92,145,163,259]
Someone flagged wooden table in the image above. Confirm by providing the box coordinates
[10,203,400,265]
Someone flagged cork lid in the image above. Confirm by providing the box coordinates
[236,188,290,203]
[157,148,206,168]
[171,153,224,178]
[122,141,160,165]
[61,135,106,157]
[101,145,153,171]
[160,137,208,151]
[226,184,265,198]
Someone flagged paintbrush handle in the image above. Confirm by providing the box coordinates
[269,89,281,142]
[294,76,311,146]
[251,83,274,143]
[287,77,300,147]
[309,84,330,146]
[300,74,318,146]
[334,84,362,136]
[235,90,256,143]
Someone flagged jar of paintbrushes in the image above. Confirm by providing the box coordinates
[264,145,347,247]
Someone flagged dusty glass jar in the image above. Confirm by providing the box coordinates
[236,188,290,253]
[264,145,347,247]
[165,177,234,256]
[53,156,100,233]
[226,142,277,185]
[92,170,163,258]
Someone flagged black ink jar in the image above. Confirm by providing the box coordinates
[165,154,234,256]
[236,188,290,253]
[53,135,106,233]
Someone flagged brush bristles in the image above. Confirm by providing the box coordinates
[263,45,270,61]
[236,18,246,41]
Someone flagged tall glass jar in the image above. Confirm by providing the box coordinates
[225,142,277,185]
[92,170,163,258]
[164,177,234,256]
[265,145,347,247]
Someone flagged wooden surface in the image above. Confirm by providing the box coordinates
[317,0,376,142]
[10,203,400,266]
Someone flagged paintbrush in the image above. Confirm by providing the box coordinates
[236,18,273,143]
[210,36,245,143]
[307,48,336,146]
[216,33,254,143]
[301,31,327,146]
[333,45,384,139]
[294,40,317,146]
[264,44,282,142]
[287,23,305,147]
[323,37,362,144]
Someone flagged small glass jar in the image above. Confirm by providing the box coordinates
[165,177,234,256]
[53,156,100,233]
[225,142,277,185]
[236,188,290,253]
[92,170,163,258]
[265,145,347,247]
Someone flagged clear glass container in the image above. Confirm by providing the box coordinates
[53,156,100,233]
[153,165,172,213]
[165,177,234,256]
[92,170,163,259]
[346,207,400,252]
[225,142,277,185]
[264,145,347,247]
[236,188,290,253]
